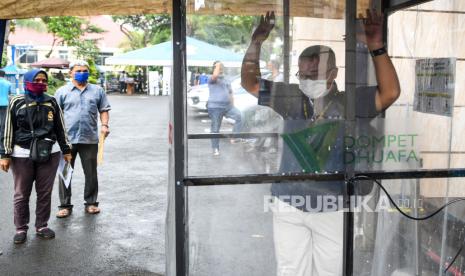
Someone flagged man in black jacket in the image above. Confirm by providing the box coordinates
[0,69,72,244]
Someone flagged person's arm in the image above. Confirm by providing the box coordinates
[54,88,65,110]
[363,9,401,111]
[228,84,234,106]
[100,111,110,138]
[241,11,275,97]
[52,98,72,162]
[0,98,16,172]
[210,63,222,83]
[98,88,111,137]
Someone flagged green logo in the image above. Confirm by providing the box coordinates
[281,121,340,172]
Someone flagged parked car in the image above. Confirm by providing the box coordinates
[106,77,120,93]
[187,76,257,113]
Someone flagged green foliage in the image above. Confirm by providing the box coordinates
[187,15,258,51]
[42,16,87,44]
[75,39,100,61]
[86,59,99,84]
[14,19,47,32]
[46,75,66,96]
[41,16,104,59]
[1,49,8,67]
[187,14,284,61]
[112,14,171,50]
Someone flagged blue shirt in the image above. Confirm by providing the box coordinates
[199,74,209,85]
[207,76,232,109]
[55,83,111,144]
[0,78,12,107]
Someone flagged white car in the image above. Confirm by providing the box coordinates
[187,76,257,113]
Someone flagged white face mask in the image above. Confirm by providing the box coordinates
[299,79,330,99]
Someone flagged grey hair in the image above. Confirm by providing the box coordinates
[69,60,90,70]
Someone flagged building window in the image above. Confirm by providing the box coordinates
[96,52,113,66]
[59,50,68,60]
[18,49,38,64]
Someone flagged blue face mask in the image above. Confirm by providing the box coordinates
[74,72,89,83]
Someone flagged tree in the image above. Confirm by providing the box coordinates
[41,16,104,59]
[112,15,171,50]
[1,50,7,68]
[75,39,100,60]
[187,15,258,51]
[186,14,283,61]
[2,20,15,67]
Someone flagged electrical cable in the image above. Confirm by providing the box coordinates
[444,245,462,274]
[349,175,465,273]
[349,175,465,221]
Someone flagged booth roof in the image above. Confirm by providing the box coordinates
[0,0,371,19]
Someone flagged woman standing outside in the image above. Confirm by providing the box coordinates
[0,69,72,244]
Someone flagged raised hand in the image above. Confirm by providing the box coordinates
[362,9,384,50]
[251,11,275,43]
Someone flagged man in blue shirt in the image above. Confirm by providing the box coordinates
[54,60,111,218]
[0,69,12,134]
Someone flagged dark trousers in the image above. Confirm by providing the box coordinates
[0,106,7,135]
[58,144,99,210]
[11,152,60,231]
[119,81,127,93]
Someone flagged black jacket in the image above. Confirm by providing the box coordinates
[0,93,71,158]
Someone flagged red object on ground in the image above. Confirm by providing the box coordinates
[426,249,463,276]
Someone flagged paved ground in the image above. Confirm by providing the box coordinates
[0,94,283,276]
[0,95,168,276]
[185,108,277,276]
[0,94,450,276]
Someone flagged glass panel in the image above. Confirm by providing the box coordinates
[187,177,465,276]
[188,181,350,275]
[188,184,275,275]
[186,0,350,177]
[385,0,463,172]
[409,0,465,12]
[353,177,465,276]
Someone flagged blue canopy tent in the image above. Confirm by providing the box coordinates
[105,37,245,67]
[105,37,258,95]
[1,64,27,94]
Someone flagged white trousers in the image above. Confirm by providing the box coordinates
[271,198,344,276]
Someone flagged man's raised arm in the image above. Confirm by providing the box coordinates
[363,9,401,111]
[241,11,275,97]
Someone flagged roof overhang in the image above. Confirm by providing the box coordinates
[0,0,376,19]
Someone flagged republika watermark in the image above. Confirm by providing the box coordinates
[263,195,423,213]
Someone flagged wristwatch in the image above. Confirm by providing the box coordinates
[101,124,109,128]
[370,46,387,57]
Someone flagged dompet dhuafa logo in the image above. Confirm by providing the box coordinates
[344,134,419,165]
[281,121,340,172]
[282,121,420,171]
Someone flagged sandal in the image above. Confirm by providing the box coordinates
[14,231,27,244]
[36,227,55,239]
[56,209,71,218]
[85,205,100,214]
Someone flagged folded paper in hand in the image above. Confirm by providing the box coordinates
[58,157,74,189]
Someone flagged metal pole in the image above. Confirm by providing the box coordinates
[283,0,290,84]
[344,0,358,275]
[172,0,187,274]
[0,20,6,66]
